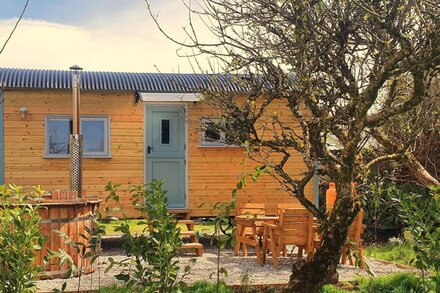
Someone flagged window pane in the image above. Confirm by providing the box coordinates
[48,119,70,154]
[161,119,170,144]
[82,120,105,153]
[205,122,221,141]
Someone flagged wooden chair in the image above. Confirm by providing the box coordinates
[234,203,266,258]
[262,208,315,269]
[341,209,365,268]
[276,203,296,257]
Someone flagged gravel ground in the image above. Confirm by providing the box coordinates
[36,244,415,292]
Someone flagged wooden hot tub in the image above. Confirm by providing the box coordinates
[36,190,101,278]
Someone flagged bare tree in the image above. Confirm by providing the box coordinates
[146,1,440,292]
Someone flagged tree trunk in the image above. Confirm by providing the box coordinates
[405,153,439,186]
[284,180,358,293]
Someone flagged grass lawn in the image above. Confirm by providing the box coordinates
[99,273,434,292]
[364,242,415,266]
[101,219,216,236]
[321,272,434,292]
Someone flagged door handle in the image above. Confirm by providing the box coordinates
[147,146,153,154]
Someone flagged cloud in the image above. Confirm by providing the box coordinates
[0,4,217,73]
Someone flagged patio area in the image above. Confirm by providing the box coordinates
[36,243,414,292]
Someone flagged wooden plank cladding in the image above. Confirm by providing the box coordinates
[4,90,144,218]
[3,89,312,218]
[186,101,313,217]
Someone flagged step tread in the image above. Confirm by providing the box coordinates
[181,231,196,236]
[181,243,203,249]
[177,220,195,225]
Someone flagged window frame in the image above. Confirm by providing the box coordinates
[200,118,230,147]
[45,115,111,158]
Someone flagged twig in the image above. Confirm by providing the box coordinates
[0,0,30,55]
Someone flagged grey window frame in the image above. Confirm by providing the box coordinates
[45,115,111,158]
[200,118,229,147]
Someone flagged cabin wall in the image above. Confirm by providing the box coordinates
[4,89,312,218]
[4,89,144,217]
[186,100,313,217]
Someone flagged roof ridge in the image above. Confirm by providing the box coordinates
[0,67,242,93]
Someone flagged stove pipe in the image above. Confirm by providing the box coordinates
[69,65,83,197]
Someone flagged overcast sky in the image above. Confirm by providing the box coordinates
[0,0,212,73]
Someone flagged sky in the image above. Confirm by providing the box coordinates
[0,0,213,73]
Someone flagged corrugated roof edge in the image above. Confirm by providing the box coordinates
[0,67,245,93]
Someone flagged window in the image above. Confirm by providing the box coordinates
[46,116,110,158]
[161,119,170,145]
[200,118,228,147]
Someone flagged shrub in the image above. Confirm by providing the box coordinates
[105,180,191,292]
[398,186,440,291]
[0,184,47,293]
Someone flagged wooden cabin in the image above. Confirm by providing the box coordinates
[0,68,317,218]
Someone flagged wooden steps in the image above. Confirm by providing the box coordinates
[177,219,203,257]
[180,231,196,237]
[168,209,190,220]
[181,243,203,257]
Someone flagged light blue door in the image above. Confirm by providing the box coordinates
[146,106,186,208]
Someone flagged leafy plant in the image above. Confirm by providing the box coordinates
[360,174,405,237]
[207,165,269,291]
[398,186,440,291]
[48,205,106,293]
[0,184,47,293]
[105,179,192,292]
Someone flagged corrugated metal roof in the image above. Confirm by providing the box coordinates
[0,68,243,93]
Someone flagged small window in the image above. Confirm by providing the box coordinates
[161,119,170,144]
[200,118,228,147]
[46,116,110,158]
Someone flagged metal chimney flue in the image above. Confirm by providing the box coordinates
[69,65,83,198]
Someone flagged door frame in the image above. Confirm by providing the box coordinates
[143,102,189,209]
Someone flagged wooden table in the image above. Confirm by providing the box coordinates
[234,215,279,263]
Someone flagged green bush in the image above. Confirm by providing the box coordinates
[398,186,440,291]
[105,180,190,292]
[0,184,47,293]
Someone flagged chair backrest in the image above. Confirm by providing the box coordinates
[278,208,314,247]
[276,203,296,215]
[237,203,266,216]
[347,209,364,242]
